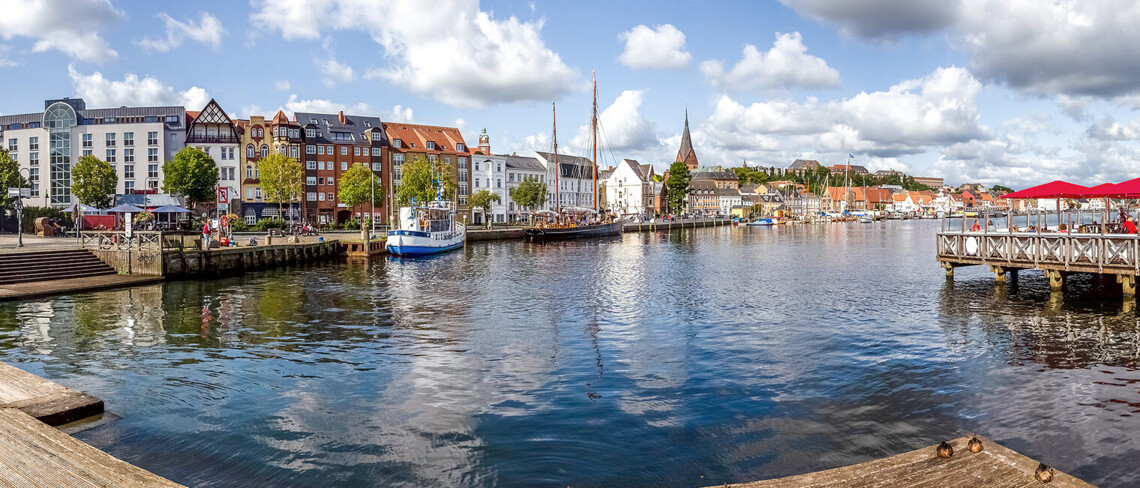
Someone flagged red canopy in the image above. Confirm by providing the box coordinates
[1000,180,1090,199]
[1083,177,1140,198]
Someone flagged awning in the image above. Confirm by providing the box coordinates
[105,204,145,213]
[1000,181,1090,199]
[152,205,191,213]
[1084,178,1140,198]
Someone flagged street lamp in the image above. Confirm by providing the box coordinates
[14,168,30,248]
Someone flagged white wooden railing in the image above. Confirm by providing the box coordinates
[937,231,1140,272]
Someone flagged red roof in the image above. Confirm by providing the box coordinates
[1001,180,1090,199]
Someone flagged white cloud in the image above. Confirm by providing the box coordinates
[701,32,840,92]
[779,0,960,40]
[571,90,660,153]
[618,24,691,70]
[697,66,985,165]
[0,0,123,63]
[0,45,16,68]
[281,94,370,116]
[1086,116,1140,142]
[316,56,355,87]
[68,65,211,109]
[137,12,224,52]
[525,132,549,152]
[382,105,414,123]
[274,80,291,91]
[251,0,577,108]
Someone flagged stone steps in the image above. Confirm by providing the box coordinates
[0,249,118,286]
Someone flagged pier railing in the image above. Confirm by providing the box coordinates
[937,230,1140,274]
[79,231,164,251]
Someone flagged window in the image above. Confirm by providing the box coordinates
[291,129,299,138]
[496,163,501,172]
[123,132,134,146]
[326,145,333,154]
[341,162,347,171]
[255,187,262,199]
[474,179,479,188]
[148,148,158,163]
[165,115,179,124]
[393,153,404,166]
[318,177,326,185]
[306,161,317,170]
[307,192,317,201]
[29,137,38,151]
[260,145,268,158]
[307,176,317,185]
[148,131,159,145]
[124,164,134,178]
[247,144,254,158]
[317,145,325,155]
[327,192,334,201]
[82,149,92,157]
[372,162,382,172]
[246,165,252,178]
[291,146,298,158]
[318,193,325,201]
[29,152,38,166]
[371,132,381,141]
[392,139,402,148]
[371,147,381,157]
[124,181,134,192]
[428,155,437,163]
[354,147,360,156]
[106,133,116,147]
[306,128,315,138]
[457,143,466,152]
[474,161,479,171]
[307,145,316,154]
[327,177,334,186]
[124,148,134,163]
[106,149,116,163]
[340,147,348,156]
[29,168,39,197]
[509,173,514,182]
[318,161,325,170]
[426,141,435,150]
[148,164,159,178]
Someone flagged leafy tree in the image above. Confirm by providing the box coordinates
[163,147,219,209]
[665,161,691,215]
[258,153,304,222]
[0,149,28,209]
[469,189,501,226]
[338,164,383,211]
[71,154,117,209]
[730,166,770,185]
[509,179,547,223]
[394,156,455,206]
[992,185,1013,193]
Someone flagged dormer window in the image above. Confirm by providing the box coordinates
[393,139,402,148]
[457,143,466,152]
[310,118,317,124]
[426,141,436,150]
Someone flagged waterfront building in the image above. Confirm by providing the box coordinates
[787,158,822,178]
[605,158,655,218]
[0,98,185,207]
[676,110,700,171]
[185,99,239,210]
[384,123,472,222]
[718,186,743,216]
[234,112,303,224]
[471,153,509,224]
[691,166,739,191]
[297,111,386,225]
[687,179,720,216]
[534,151,596,210]
[504,154,546,222]
[650,181,666,216]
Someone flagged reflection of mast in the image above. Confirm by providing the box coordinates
[553,102,560,214]
[592,71,598,215]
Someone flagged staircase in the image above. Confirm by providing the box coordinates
[0,249,118,286]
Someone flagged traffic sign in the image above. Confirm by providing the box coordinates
[218,202,229,212]
[217,186,230,204]
[7,188,19,198]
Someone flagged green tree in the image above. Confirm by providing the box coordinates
[258,153,304,222]
[394,156,455,206]
[338,164,383,211]
[665,161,691,215]
[163,147,219,209]
[0,149,28,209]
[509,179,547,223]
[469,189,501,226]
[71,154,117,209]
[992,185,1013,193]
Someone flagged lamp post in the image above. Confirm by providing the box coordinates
[14,168,30,248]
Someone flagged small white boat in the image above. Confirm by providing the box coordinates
[858,216,873,223]
[386,200,465,256]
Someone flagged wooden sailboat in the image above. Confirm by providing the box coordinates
[524,72,624,242]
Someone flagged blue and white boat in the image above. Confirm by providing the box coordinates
[747,218,775,226]
[386,200,466,256]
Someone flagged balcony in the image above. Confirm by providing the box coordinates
[186,135,241,144]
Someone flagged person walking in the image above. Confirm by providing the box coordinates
[202,221,211,249]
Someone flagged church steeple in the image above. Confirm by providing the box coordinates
[676,108,699,170]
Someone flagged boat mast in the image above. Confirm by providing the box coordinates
[592,71,598,216]
[553,102,560,214]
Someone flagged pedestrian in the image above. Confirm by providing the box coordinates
[1125,217,1138,235]
[971,219,981,232]
[202,221,211,249]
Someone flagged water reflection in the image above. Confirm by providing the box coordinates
[0,221,1136,486]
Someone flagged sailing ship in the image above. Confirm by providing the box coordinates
[386,181,466,256]
[524,73,624,243]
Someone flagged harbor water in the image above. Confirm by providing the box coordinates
[1,220,1137,487]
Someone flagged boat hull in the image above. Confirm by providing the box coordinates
[386,230,465,256]
[524,221,623,242]
[746,219,775,226]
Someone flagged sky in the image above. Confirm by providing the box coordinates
[3,0,1140,187]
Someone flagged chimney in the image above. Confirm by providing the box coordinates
[338,111,346,124]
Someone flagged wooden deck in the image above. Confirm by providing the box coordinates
[0,362,103,426]
[0,274,163,302]
[721,436,1094,487]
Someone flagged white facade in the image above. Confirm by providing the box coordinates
[471,154,509,224]
[535,151,597,210]
[186,100,240,207]
[0,98,185,208]
[605,159,654,217]
[718,189,742,216]
[504,155,547,220]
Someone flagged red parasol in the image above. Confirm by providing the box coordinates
[1000,180,1091,199]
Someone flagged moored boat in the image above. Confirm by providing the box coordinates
[746,218,775,226]
[386,201,465,256]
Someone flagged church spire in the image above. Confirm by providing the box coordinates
[677,108,699,170]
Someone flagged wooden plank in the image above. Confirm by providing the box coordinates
[719,436,1095,488]
[0,362,103,426]
[0,408,182,487]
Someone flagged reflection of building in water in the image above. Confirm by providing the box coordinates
[12,284,169,355]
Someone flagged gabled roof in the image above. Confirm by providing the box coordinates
[676,110,699,168]
[385,123,469,154]
[789,159,821,170]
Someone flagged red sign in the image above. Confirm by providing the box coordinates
[217,187,230,204]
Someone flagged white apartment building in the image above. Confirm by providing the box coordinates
[504,154,546,221]
[605,158,655,218]
[0,98,185,207]
[185,99,240,207]
[534,151,597,211]
[471,154,509,224]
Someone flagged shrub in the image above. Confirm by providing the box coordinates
[20,206,72,233]
[344,217,360,230]
[227,213,249,232]
[253,217,285,232]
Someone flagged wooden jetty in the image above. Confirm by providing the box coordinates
[937,227,1140,294]
[720,435,1094,487]
[0,361,183,487]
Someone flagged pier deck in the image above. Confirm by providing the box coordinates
[0,362,103,426]
[721,435,1093,488]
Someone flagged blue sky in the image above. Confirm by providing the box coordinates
[3,0,1140,187]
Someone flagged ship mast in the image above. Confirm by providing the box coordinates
[592,71,599,216]
[553,102,560,214]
